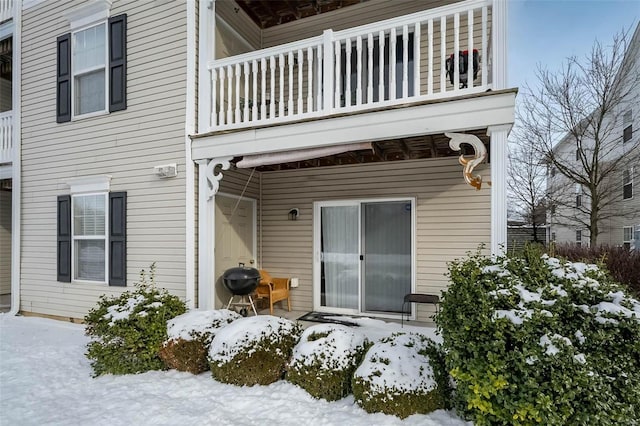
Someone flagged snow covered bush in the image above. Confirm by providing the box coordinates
[158,309,240,374]
[352,333,450,419]
[437,246,640,425]
[287,324,369,401]
[84,264,186,376]
[208,315,301,386]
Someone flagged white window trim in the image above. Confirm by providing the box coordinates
[65,0,112,31]
[70,21,109,119]
[623,167,633,200]
[66,174,111,194]
[71,192,109,284]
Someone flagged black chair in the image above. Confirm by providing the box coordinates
[401,293,440,327]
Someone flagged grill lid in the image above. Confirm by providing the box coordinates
[223,264,260,281]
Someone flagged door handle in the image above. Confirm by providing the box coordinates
[360,255,364,261]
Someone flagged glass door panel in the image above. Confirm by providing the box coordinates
[362,201,411,313]
[320,205,359,310]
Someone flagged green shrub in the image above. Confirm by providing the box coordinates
[209,315,301,386]
[158,309,240,374]
[287,324,369,401]
[352,333,449,419]
[84,264,187,376]
[551,243,640,296]
[437,246,640,425]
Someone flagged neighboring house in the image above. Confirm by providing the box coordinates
[547,23,640,250]
[4,0,515,322]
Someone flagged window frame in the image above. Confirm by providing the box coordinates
[71,20,109,119]
[623,226,633,250]
[576,230,582,246]
[71,192,109,284]
[623,110,632,144]
[623,168,633,200]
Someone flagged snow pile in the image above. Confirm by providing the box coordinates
[0,315,467,426]
[167,309,239,342]
[103,294,146,325]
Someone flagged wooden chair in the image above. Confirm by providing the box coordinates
[256,270,292,315]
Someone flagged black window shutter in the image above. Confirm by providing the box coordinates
[108,14,127,112]
[57,195,72,282]
[109,192,127,286]
[56,34,71,123]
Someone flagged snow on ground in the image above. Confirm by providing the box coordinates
[0,315,468,426]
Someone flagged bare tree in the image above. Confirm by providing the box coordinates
[507,129,547,242]
[519,28,640,245]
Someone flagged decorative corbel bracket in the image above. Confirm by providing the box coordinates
[205,156,232,199]
[445,132,487,190]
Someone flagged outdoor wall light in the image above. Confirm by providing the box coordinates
[288,208,299,220]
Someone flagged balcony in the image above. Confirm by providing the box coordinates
[203,0,497,134]
[0,0,13,23]
[0,111,13,164]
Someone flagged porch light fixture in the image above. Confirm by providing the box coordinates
[290,277,299,288]
[288,208,299,221]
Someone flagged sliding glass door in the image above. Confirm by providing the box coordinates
[315,199,413,316]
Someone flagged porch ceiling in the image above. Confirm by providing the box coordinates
[232,130,489,172]
[235,0,369,29]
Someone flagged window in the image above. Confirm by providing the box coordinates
[57,177,126,285]
[0,36,12,113]
[634,225,640,251]
[623,226,633,250]
[623,168,633,200]
[576,230,582,246]
[72,24,107,116]
[623,110,632,143]
[576,184,582,207]
[57,13,127,122]
[551,232,556,242]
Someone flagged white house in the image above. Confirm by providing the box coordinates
[547,23,640,249]
[5,0,515,322]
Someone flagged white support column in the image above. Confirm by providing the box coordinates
[488,125,510,256]
[10,2,21,316]
[491,0,508,90]
[198,0,216,132]
[197,157,232,310]
[185,0,197,309]
[322,29,334,114]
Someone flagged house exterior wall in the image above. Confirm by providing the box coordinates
[257,157,491,321]
[0,188,10,296]
[19,0,188,319]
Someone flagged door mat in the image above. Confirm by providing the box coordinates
[297,312,360,327]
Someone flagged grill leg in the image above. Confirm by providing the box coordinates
[248,295,258,316]
[226,295,236,310]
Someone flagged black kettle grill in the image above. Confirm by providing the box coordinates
[222,263,261,316]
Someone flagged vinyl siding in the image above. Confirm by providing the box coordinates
[20,0,188,319]
[0,189,10,295]
[258,157,490,321]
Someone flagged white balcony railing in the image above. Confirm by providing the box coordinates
[0,111,13,164]
[206,0,494,132]
[0,0,13,23]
